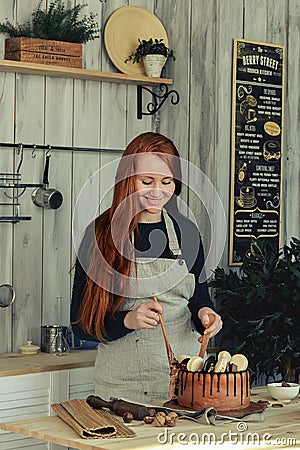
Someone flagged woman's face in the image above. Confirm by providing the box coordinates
[134,153,175,222]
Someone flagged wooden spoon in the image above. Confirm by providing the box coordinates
[199,313,215,358]
[153,295,176,365]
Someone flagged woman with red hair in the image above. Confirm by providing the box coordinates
[71,132,222,403]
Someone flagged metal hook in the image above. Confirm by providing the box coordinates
[16,143,24,173]
[46,145,52,156]
[4,186,26,200]
[31,144,37,158]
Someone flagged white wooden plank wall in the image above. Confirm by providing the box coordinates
[0,7,15,354]
[0,0,299,353]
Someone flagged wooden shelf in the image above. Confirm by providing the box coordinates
[0,59,173,86]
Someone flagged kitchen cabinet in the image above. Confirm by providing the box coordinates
[0,372,49,449]
[0,351,95,450]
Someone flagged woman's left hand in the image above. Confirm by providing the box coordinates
[198,307,222,340]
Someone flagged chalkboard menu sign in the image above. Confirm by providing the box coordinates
[229,38,284,266]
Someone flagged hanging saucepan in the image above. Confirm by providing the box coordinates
[0,283,15,308]
[32,155,63,210]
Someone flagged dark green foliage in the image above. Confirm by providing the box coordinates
[125,38,175,64]
[209,237,300,382]
[0,1,99,43]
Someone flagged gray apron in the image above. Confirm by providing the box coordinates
[94,211,201,404]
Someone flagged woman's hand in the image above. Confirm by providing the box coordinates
[124,301,164,330]
[198,307,222,340]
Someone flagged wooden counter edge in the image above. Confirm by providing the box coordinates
[0,349,97,377]
[1,390,300,450]
[0,416,96,450]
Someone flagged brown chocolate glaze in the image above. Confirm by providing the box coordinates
[177,369,250,411]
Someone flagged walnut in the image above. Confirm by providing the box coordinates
[153,412,166,427]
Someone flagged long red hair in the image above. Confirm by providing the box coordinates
[78,132,182,341]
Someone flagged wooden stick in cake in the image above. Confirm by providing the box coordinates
[152,295,179,400]
[199,313,215,358]
[168,363,180,400]
[152,294,176,365]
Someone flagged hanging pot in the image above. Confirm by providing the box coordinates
[32,155,63,210]
[143,54,166,77]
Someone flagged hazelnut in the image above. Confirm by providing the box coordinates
[165,417,176,427]
[143,416,154,424]
[257,399,270,408]
[122,412,133,423]
[147,408,157,417]
[167,411,178,421]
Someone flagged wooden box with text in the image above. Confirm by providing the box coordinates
[5,37,82,68]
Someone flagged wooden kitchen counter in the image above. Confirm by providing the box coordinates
[1,387,299,449]
[0,347,217,377]
[0,349,97,377]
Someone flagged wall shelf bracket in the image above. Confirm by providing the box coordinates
[137,84,180,119]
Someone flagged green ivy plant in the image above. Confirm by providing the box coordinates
[125,38,175,64]
[0,1,99,43]
[209,237,300,383]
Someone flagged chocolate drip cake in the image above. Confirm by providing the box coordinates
[177,369,250,411]
[173,351,251,411]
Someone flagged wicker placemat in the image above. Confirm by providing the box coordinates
[52,399,136,439]
[94,408,136,438]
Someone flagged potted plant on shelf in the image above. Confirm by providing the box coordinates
[209,237,300,384]
[0,0,99,68]
[125,38,175,77]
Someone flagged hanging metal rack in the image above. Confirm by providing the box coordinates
[0,171,35,223]
[0,143,123,223]
[0,142,123,154]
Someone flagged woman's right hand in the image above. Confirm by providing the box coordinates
[124,300,164,330]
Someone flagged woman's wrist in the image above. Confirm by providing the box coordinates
[123,311,134,330]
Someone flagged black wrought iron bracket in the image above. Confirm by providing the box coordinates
[137,84,180,120]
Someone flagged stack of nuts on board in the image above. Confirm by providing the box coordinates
[122,409,179,427]
[143,409,178,427]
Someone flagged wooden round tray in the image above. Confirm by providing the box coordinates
[104,6,168,76]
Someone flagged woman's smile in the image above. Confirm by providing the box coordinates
[144,194,165,204]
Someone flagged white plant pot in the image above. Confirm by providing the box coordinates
[143,54,166,77]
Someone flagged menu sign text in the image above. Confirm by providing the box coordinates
[229,39,284,265]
